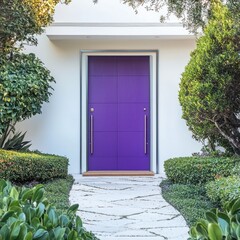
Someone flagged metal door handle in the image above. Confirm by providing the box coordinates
[144,114,147,154]
[90,115,94,154]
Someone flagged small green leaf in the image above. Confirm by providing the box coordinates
[231,199,240,215]
[33,229,48,240]
[24,232,33,240]
[10,187,19,200]
[67,230,77,240]
[67,204,79,215]
[10,221,21,240]
[1,211,15,222]
[206,211,218,223]
[208,223,223,240]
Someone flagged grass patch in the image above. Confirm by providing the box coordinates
[161,179,216,226]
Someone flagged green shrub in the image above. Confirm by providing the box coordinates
[179,1,240,154]
[164,156,240,184]
[189,198,240,240]
[206,176,240,207]
[0,149,68,183]
[161,180,214,226]
[0,179,98,240]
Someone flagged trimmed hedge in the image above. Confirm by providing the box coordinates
[164,156,240,185]
[0,149,68,183]
[206,176,240,207]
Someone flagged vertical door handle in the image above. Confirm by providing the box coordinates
[90,115,94,154]
[144,114,147,154]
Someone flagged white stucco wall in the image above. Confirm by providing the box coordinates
[16,0,201,175]
[53,0,178,23]
[17,36,201,175]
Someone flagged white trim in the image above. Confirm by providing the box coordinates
[51,22,183,27]
[46,23,194,40]
[80,50,158,173]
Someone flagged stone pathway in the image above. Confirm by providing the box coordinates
[70,175,189,240]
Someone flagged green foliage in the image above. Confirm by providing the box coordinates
[0,0,70,53]
[44,176,74,213]
[122,0,240,34]
[206,176,240,207]
[2,132,31,151]
[0,52,55,149]
[189,198,240,240]
[122,0,210,33]
[0,179,98,240]
[0,0,70,148]
[179,1,240,154]
[164,156,240,184]
[161,180,215,226]
[0,53,55,134]
[0,149,68,183]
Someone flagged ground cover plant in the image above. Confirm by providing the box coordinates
[161,180,215,226]
[43,176,75,213]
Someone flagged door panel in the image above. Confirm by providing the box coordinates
[118,103,149,132]
[88,56,117,76]
[118,76,150,103]
[88,157,118,170]
[89,76,117,103]
[91,132,118,157]
[118,157,150,170]
[118,132,147,157]
[88,56,150,171]
[117,56,150,76]
[89,104,117,132]
[88,132,118,170]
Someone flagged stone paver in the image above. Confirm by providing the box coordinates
[70,175,189,240]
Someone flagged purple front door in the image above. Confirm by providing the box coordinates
[88,56,150,171]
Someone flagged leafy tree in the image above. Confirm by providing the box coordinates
[179,1,240,154]
[121,0,240,34]
[0,0,70,53]
[0,0,70,149]
[0,53,55,148]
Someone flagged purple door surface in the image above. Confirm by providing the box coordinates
[88,56,150,171]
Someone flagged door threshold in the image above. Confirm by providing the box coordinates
[82,171,154,177]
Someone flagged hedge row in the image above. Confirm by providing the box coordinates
[0,149,68,183]
[206,176,240,207]
[164,156,240,185]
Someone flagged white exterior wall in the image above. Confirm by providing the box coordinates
[17,0,201,175]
